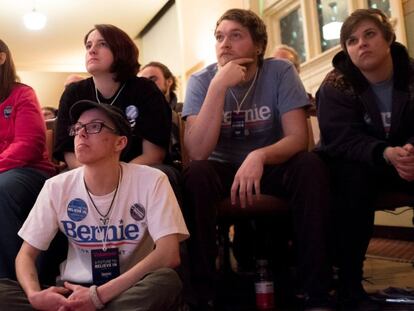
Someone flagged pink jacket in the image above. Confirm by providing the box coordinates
[0,84,55,176]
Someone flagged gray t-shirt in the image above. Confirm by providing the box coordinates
[371,78,393,137]
[182,58,309,164]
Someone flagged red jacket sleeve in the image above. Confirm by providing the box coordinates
[0,86,48,172]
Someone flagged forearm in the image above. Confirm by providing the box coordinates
[185,80,227,160]
[130,140,166,165]
[64,152,82,169]
[130,153,163,165]
[256,108,308,165]
[15,249,41,300]
[254,134,308,166]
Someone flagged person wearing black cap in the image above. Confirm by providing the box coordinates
[0,100,189,311]
[54,24,183,208]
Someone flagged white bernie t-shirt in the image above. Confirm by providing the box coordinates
[19,162,189,284]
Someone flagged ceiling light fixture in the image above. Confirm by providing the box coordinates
[322,1,342,40]
[23,3,47,31]
[322,21,342,40]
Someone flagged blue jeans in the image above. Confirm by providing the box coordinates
[0,168,49,279]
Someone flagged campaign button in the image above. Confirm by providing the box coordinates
[130,203,145,221]
[67,198,88,221]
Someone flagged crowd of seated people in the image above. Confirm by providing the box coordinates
[0,6,413,311]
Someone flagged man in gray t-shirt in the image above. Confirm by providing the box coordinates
[183,58,308,164]
[182,9,332,311]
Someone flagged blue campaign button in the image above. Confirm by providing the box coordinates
[67,198,88,222]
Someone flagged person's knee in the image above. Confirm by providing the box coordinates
[155,268,183,295]
[144,268,183,309]
[289,152,329,183]
[298,152,327,171]
[0,279,28,309]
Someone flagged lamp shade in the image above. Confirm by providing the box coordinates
[23,10,47,30]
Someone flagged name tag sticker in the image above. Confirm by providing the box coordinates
[91,248,120,285]
[231,111,246,138]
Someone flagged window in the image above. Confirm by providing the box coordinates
[368,0,391,17]
[280,8,306,63]
[262,0,407,94]
[316,0,348,52]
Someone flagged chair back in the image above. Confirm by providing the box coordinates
[45,117,57,163]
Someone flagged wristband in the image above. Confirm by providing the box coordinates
[89,285,105,310]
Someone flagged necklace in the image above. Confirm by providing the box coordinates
[84,167,121,226]
[229,68,258,113]
[84,167,122,251]
[95,83,126,106]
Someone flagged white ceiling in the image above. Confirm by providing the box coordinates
[0,0,168,72]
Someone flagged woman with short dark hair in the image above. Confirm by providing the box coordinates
[55,24,171,170]
[317,8,414,310]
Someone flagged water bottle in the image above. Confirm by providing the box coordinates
[255,259,275,310]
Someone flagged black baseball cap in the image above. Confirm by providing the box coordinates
[69,100,131,137]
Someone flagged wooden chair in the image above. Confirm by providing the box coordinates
[179,116,315,272]
[180,115,414,274]
[216,119,315,272]
[45,118,57,162]
[45,117,67,171]
[217,195,289,272]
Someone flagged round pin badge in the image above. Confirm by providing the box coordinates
[125,105,138,127]
[130,203,145,221]
[4,106,12,119]
[67,198,88,221]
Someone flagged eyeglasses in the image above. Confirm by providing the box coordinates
[68,121,117,136]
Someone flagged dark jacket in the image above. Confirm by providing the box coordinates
[316,42,414,165]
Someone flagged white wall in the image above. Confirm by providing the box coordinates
[139,3,182,76]
[18,71,69,108]
[138,0,246,99]
[17,71,88,108]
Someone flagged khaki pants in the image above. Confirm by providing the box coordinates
[0,268,182,311]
